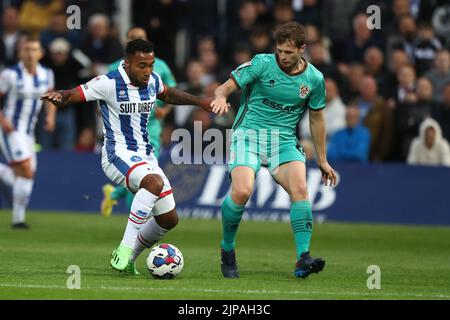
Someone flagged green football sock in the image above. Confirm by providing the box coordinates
[290,200,313,260]
[111,185,128,201]
[221,195,245,251]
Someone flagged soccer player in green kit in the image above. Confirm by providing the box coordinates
[211,22,337,279]
[101,27,176,216]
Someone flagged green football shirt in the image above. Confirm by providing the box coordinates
[231,53,326,142]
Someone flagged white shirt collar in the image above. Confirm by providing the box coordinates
[118,60,131,84]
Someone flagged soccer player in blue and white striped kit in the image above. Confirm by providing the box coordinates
[0,38,56,229]
[41,39,229,274]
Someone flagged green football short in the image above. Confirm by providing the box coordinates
[228,133,306,175]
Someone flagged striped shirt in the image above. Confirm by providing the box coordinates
[78,61,166,159]
[0,62,54,135]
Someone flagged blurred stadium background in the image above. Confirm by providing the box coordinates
[0,0,450,300]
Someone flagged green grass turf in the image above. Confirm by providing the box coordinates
[0,210,449,300]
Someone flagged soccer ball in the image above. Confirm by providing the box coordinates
[146,243,184,279]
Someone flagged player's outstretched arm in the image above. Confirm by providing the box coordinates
[211,78,238,115]
[158,87,214,113]
[40,88,83,108]
[309,109,337,186]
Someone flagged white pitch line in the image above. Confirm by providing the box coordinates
[0,283,449,299]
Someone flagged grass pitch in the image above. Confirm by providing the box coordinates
[0,210,449,300]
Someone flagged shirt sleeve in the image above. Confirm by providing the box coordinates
[152,72,167,99]
[230,54,265,89]
[308,74,326,110]
[78,75,110,102]
[0,69,13,95]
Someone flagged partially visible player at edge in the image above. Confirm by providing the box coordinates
[101,27,177,217]
[41,39,228,274]
[210,22,337,279]
[0,38,56,229]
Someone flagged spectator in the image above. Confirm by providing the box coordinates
[433,83,450,142]
[363,46,391,98]
[327,104,371,163]
[293,0,322,30]
[407,117,450,167]
[300,78,346,140]
[198,47,219,85]
[386,14,418,63]
[248,25,272,55]
[78,14,123,77]
[18,0,63,38]
[39,11,80,50]
[395,77,435,160]
[219,42,252,82]
[133,0,181,69]
[0,6,22,68]
[321,0,359,63]
[357,76,394,162]
[304,24,332,63]
[425,49,450,103]
[388,48,411,76]
[306,41,339,81]
[228,0,259,57]
[195,35,220,84]
[412,23,442,76]
[393,64,417,105]
[176,59,209,127]
[272,0,295,28]
[340,13,383,64]
[37,37,83,150]
[339,63,365,104]
[383,0,413,39]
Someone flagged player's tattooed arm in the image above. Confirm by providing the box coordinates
[158,86,216,113]
[40,88,83,107]
[309,109,338,186]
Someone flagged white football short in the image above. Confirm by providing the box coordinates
[0,130,37,171]
[101,148,175,215]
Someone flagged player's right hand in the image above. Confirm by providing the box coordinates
[41,91,63,105]
[318,161,337,187]
[210,97,230,116]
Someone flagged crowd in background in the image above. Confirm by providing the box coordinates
[0,0,449,166]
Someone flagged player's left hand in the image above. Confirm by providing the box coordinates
[318,161,337,186]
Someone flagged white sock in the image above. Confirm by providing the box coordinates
[0,163,15,187]
[120,188,159,248]
[130,217,169,262]
[12,177,33,224]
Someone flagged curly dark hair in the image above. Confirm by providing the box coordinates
[125,39,154,57]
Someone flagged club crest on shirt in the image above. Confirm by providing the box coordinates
[130,155,143,162]
[299,85,309,98]
[149,84,155,96]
